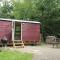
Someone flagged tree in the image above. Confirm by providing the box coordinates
[34,0,60,41]
[0,0,14,18]
[12,0,37,20]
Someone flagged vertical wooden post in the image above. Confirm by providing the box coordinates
[14,21,15,40]
[12,21,14,41]
[12,21,15,47]
[21,22,22,41]
[21,22,24,47]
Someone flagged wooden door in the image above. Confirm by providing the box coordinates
[14,22,21,40]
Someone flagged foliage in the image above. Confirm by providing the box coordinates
[12,0,36,20]
[35,0,60,40]
[0,0,14,18]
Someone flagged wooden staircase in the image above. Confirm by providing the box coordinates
[13,40,24,48]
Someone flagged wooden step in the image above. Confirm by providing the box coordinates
[13,40,24,48]
[14,43,24,44]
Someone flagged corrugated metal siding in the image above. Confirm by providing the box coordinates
[0,20,12,42]
[22,23,40,44]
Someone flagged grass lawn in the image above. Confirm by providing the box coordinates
[0,50,33,60]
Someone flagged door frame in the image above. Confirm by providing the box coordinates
[12,21,22,41]
[12,21,15,41]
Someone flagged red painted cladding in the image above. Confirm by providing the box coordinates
[0,20,12,41]
[22,22,40,43]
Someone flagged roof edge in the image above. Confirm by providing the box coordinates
[0,18,40,24]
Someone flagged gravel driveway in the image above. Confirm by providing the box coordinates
[9,45,60,60]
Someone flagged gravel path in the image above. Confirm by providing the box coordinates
[32,47,60,60]
[8,45,60,60]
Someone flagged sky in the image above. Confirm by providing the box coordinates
[0,0,24,3]
[0,0,24,6]
[0,0,10,6]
